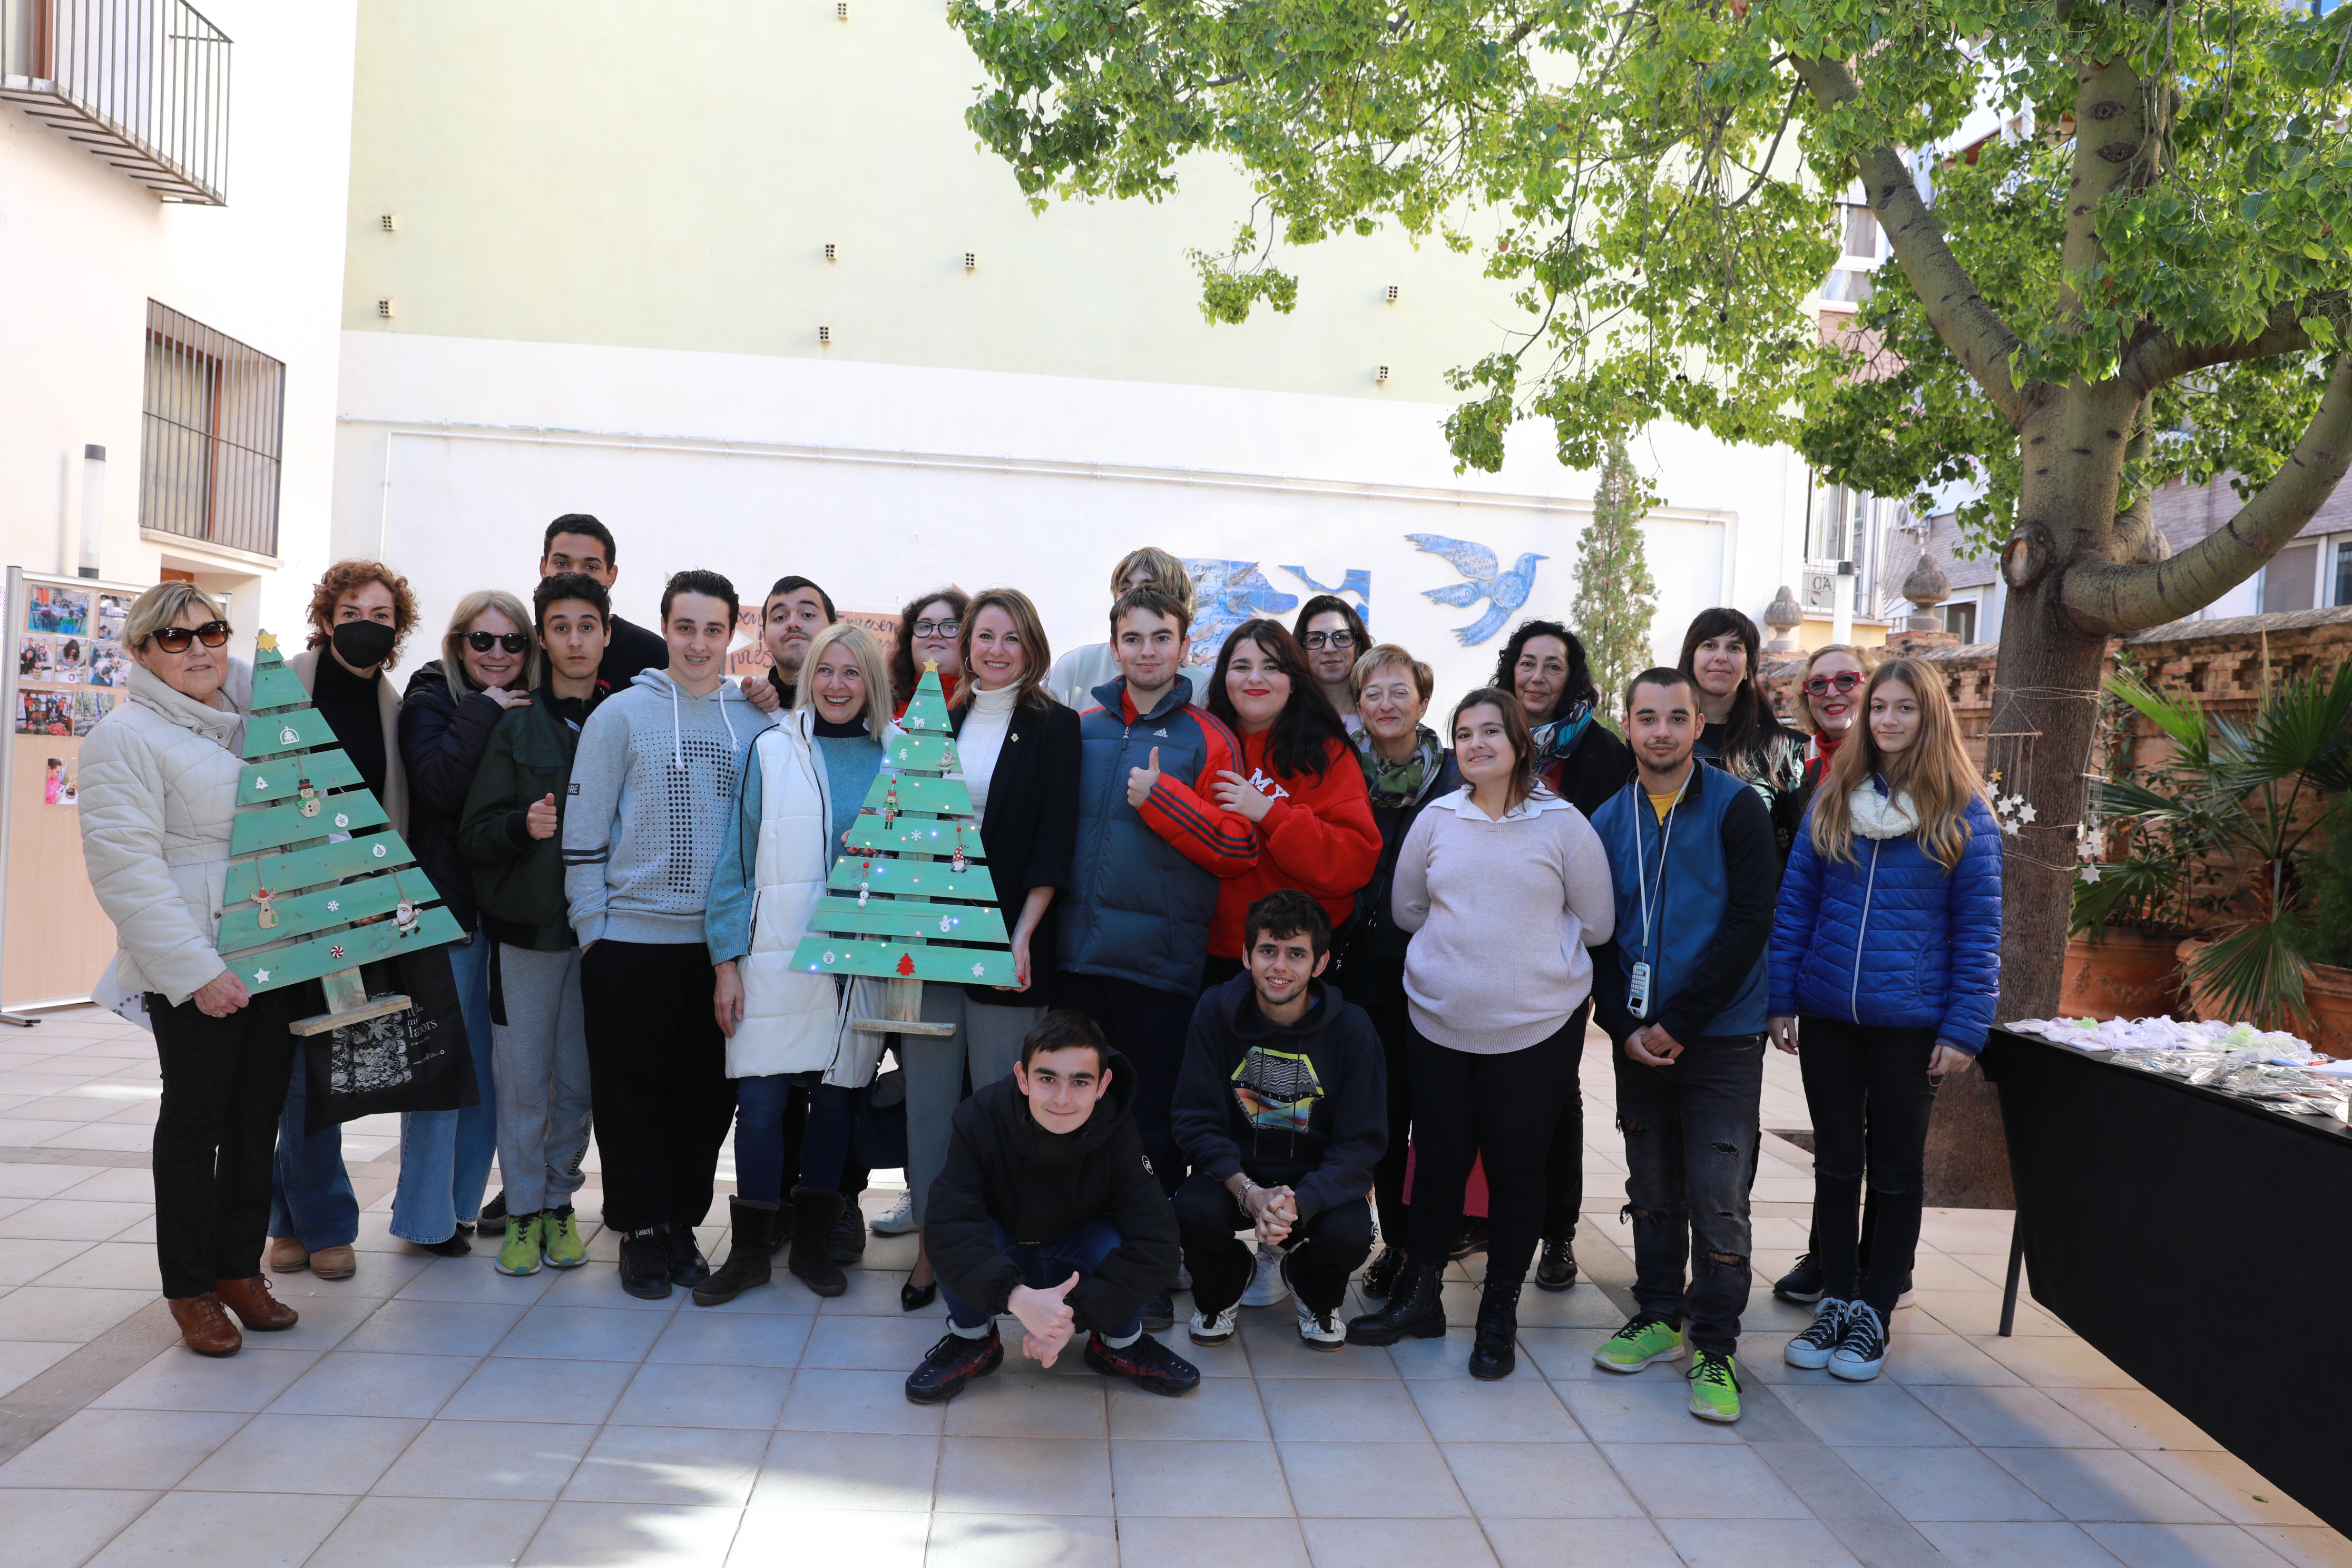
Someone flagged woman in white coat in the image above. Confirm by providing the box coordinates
[79,584,303,1357]
[703,622,900,1302]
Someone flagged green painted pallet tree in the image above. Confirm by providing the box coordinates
[791,663,1014,1034]
[217,632,466,1035]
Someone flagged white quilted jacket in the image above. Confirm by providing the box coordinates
[77,660,254,1007]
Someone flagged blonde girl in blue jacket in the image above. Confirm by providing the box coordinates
[1766,658,2001,1384]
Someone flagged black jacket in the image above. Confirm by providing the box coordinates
[1337,751,1459,1006]
[950,694,1081,1008]
[597,615,669,692]
[458,675,602,951]
[1171,974,1385,1222]
[1542,720,1638,820]
[397,660,510,930]
[925,1047,1179,1333]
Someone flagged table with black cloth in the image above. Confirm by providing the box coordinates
[1980,1025,2352,1536]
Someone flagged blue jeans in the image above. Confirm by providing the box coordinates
[939,1217,1140,1339]
[733,1073,855,1202]
[390,933,499,1243]
[270,1042,359,1252]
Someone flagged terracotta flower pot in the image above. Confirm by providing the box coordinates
[2059,929,2185,1021]
[2175,937,2226,1022]
[2307,964,2352,1059]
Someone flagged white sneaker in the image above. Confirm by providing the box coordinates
[1241,1244,1290,1308]
[1783,1297,1851,1370]
[870,1193,916,1236]
[1295,1296,1344,1351]
[1188,1303,1240,1347]
[1829,1301,1888,1382]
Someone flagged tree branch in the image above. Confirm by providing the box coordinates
[2061,351,2352,633]
[1788,55,2034,428]
[2125,291,2349,389]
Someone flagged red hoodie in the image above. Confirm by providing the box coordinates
[1207,730,1381,959]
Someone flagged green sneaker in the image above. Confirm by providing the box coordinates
[1593,1314,1685,1373]
[1688,1349,1742,1423]
[495,1210,545,1276]
[542,1206,587,1269]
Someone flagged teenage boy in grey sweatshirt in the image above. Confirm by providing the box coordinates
[563,569,772,1299]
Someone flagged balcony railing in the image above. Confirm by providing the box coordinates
[1,0,229,204]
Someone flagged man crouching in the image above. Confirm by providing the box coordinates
[905,1010,1199,1404]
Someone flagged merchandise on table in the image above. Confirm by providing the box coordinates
[2008,1016,2347,1120]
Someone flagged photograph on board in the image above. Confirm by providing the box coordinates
[28,584,89,635]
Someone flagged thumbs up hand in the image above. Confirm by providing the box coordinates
[1010,1272,1082,1367]
[525,793,560,840]
[1126,746,1163,809]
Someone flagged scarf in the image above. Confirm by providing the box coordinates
[1354,723,1444,808]
[1531,697,1596,762]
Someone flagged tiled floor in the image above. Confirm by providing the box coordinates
[0,1007,2343,1567]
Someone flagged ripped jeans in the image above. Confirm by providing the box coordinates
[1612,1032,1765,1356]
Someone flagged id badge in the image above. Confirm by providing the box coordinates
[1628,961,1652,1015]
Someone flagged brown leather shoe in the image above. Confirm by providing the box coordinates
[268,1237,309,1273]
[308,1244,357,1281]
[168,1294,242,1356]
[215,1275,299,1331]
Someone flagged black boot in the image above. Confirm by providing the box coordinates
[693,1197,777,1307]
[477,1189,509,1236]
[1345,1258,1446,1346]
[828,1199,868,1263]
[1362,1246,1406,1300]
[1469,1276,1523,1379]
[787,1186,848,1298]
[618,1228,671,1301]
[1535,1234,1578,1292]
[768,1190,796,1257]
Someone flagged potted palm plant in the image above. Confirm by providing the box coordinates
[2061,659,2203,1018]
[2075,661,2352,1033]
[2308,805,2352,1055]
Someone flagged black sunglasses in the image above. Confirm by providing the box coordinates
[466,631,530,654]
[150,620,231,653]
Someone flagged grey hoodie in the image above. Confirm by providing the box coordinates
[562,667,772,946]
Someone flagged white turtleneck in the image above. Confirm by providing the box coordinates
[958,681,1021,817]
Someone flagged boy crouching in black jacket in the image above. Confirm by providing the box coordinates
[1173,890,1385,1351]
[906,1011,1198,1405]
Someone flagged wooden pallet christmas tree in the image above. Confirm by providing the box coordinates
[217,632,466,1036]
[791,663,1014,1035]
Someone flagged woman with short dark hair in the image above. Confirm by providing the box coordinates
[890,586,972,713]
[1292,594,1372,732]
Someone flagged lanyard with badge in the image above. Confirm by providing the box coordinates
[1629,771,1692,1018]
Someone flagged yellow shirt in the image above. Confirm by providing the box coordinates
[1648,791,1678,824]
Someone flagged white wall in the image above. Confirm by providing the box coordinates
[0,0,358,639]
[335,332,1786,708]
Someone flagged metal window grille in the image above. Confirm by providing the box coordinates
[0,0,230,204]
[140,300,281,556]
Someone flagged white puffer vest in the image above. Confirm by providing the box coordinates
[727,711,894,1086]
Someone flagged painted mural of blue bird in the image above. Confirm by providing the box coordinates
[1406,535,1546,646]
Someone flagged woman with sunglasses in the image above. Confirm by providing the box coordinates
[80,586,306,1355]
[889,587,971,715]
[390,590,538,1257]
[1292,594,1372,733]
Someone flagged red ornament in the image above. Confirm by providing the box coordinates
[895,952,916,977]
[329,945,346,959]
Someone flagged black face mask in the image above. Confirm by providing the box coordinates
[331,619,396,670]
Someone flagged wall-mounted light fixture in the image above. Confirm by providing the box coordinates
[80,445,105,579]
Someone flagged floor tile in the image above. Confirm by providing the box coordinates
[936,1434,1109,1514]
[29,1241,171,1290]
[1106,1372,1268,1439]
[1276,1439,1468,1517]
[775,1367,946,1435]
[0,1163,105,1200]
[372,1417,596,1500]
[0,1285,152,1342]
[1260,1374,1430,1442]
[943,1368,1106,1438]
[81,1488,353,1568]
[91,1345,319,1412]
[438,1354,638,1425]
[2050,1385,2224,1452]
[0,1337,77,1397]
[1883,1333,2025,1387]
[1438,1440,1641,1518]
[1517,1326,1618,1380]
[264,1348,475,1418]
[750,1428,939,1512]
[1555,1375,1745,1444]
[611,1360,791,1428]
[1914,1383,2120,1448]
[499,1304,671,1361]
[1407,1377,1581,1442]
[1298,1517,1495,1568]
[1482,1516,1683,1567]
[2138,1450,2330,1530]
[1990,1446,2227,1524]
[1598,1441,1812,1519]
[308,1493,551,1567]
[179,1412,423,1495]
[1657,1517,1865,1567]
[391,1253,558,1306]
[520,1500,743,1566]
[0,1488,160,1568]
[562,1425,768,1506]
[1118,1515,1311,1568]
[1111,1438,1289,1517]
[1836,1443,2063,1522]
[923,1511,1118,1568]
[2083,1522,2297,1567]
[1917,1520,2127,1565]
[644,1308,811,1368]
[0,1408,247,1488]
[0,1238,94,1285]
[1241,1319,1398,1378]
[800,1312,946,1370]
[725,1506,927,1567]
[344,1298,524,1357]
[2248,1527,2352,1568]
[1772,1380,1966,1447]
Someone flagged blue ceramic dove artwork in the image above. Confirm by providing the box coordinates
[1407,534,1546,646]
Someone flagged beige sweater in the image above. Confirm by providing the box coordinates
[1391,787,1616,1054]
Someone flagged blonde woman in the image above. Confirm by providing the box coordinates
[703,621,902,1302]
[1768,659,2001,1382]
[390,589,538,1256]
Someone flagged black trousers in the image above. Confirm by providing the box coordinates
[1057,971,1195,1197]
[1613,1032,1765,1354]
[1363,983,1416,1247]
[1174,1171,1373,1317]
[1797,1015,1942,1317]
[1541,1000,1593,1242]
[1404,1013,1581,1286]
[580,940,735,1233]
[150,986,308,1298]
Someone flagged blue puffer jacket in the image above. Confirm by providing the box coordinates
[1058,677,1259,996]
[1768,778,2003,1053]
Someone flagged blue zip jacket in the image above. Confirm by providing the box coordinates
[1767,778,2003,1054]
[1058,676,1258,996]
[1590,761,1779,1043]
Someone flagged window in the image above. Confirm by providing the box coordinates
[1943,601,1977,642]
[1809,482,1863,564]
[2257,542,2317,614]
[2333,537,2352,608]
[139,301,283,557]
[1824,202,1885,303]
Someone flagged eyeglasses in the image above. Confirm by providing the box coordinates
[150,620,231,653]
[1804,671,1865,697]
[913,619,962,639]
[466,631,530,654]
[1300,631,1357,650]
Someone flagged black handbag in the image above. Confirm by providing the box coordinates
[300,943,481,1136]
